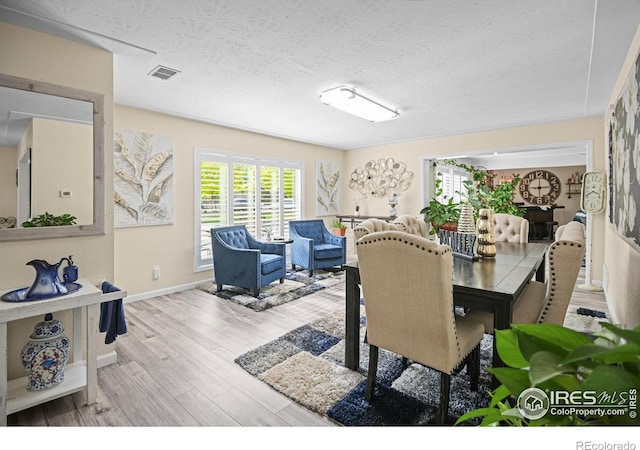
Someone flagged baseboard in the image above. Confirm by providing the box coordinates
[98,350,118,368]
[124,279,213,304]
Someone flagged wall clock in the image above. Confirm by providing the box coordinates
[580,170,606,213]
[519,170,562,205]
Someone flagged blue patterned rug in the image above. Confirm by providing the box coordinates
[234,307,494,425]
[196,269,344,312]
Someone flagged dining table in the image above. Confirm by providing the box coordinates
[342,241,549,375]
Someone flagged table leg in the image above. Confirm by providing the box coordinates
[491,300,513,389]
[536,252,546,282]
[86,304,98,405]
[0,322,7,426]
[345,267,360,371]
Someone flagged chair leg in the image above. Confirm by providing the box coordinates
[216,284,223,292]
[309,269,314,276]
[252,288,259,297]
[291,264,296,271]
[438,372,451,425]
[365,345,379,402]
[279,277,284,283]
[469,344,480,391]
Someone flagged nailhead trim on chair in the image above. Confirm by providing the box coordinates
[537,240,584,323]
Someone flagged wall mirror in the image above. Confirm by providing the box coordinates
[0,73,105,241]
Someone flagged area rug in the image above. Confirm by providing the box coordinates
[196,269,345,312]
[234,308,610,426]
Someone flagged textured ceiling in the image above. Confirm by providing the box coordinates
[1,0,640,150]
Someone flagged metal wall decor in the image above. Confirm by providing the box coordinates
[349,158,414,198]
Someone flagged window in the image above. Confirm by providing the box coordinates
[195,149,303,270]
[436,164,468,203]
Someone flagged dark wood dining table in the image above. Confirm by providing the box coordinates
[342,241,548,373]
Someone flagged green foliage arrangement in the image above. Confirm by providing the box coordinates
[456,322,640,426]
[419,178,460,235]
[331,218,346,229]
[22,212,77,227]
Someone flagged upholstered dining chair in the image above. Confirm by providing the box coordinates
[353,215,427,242]
[288,219,346,276]
[210,224,286,296]
[493,213,529,243]
[392,215,428,237]
[466,220,586,333]
[356,231,485,424]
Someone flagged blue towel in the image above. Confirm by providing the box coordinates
[100,281,128,344]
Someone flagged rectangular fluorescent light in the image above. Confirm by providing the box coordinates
[319,86,399,122]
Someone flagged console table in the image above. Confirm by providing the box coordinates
[336,214,396,228]
[0,279,125,425]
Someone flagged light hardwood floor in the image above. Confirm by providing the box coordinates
[7,265,608,426]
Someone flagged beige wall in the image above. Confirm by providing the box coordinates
[114,105,344,296]
[604,22,640,327]
[31,118,93,225]
[0,22,114,378]
[0,146,17,216]
[345,118,606,287]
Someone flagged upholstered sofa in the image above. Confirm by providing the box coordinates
[210,225,286,296]
[289,219,346,276]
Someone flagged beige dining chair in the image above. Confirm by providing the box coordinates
[353,215,427,242]
[392,215,428,237]
[356,230,485,424]
[466,220,586,333]
[493,213,529,243]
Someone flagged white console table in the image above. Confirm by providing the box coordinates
[0,279,125,426]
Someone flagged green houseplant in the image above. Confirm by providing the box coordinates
[455,322,640,426]
[420,178,460,235]
[22,212,77,227]
[331,218,347,236]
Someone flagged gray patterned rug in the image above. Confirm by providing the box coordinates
[196,269,344,312]
[234,307,609,426]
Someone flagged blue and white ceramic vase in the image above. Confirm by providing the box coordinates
[20,313,70,391]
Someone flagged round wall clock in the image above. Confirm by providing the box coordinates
[580,170,606,213]
[519,170,562,205]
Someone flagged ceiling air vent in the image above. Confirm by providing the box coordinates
[148,65,180,81]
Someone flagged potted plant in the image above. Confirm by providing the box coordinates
[420,179,460,235]
[331,218,347,236]
[22,212,77,227]
[455,322,640,426]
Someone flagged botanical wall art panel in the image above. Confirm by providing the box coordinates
[316,160,340,216]
[114,130,174,227]
[610,52,640,252]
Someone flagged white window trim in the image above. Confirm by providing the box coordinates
[193,148,304,272]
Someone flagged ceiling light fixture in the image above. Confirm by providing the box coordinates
[319,86,399,122]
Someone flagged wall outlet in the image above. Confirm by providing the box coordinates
[152,267,160,280]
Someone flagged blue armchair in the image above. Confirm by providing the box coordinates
[211,225,286,297]
[289,219,346,276]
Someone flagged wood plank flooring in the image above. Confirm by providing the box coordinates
[7,265,608,427]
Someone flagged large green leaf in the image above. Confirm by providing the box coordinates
[495,329,528,368]
[582,365,640,392]
[563,343,640,365]
[528,351,575,385]
[489,367,531,396]
[513,324,592,351]
[599,322,640,344]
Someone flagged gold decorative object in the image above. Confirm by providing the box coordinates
[476,208,496,258]
[457,203,476,233]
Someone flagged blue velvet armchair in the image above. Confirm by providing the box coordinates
[288,219,346,276]
[211,225,286,296]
